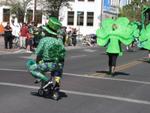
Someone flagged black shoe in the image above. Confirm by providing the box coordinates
[52,86,60,100]
[34,79,41,84]
[52,91,59,100]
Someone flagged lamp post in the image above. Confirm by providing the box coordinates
[32,0,37,22]
[100,0,103,23]
[77,12,81,34]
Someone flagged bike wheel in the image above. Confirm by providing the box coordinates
[38,88,45,96]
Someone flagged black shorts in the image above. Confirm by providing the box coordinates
[107,53,119,66]
[26,39,32,46]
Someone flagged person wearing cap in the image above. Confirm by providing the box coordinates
[0,22,4,36]
[4,22,13,49]
[27,17,66,95]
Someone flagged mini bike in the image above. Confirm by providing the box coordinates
[26,59,60,100]
[37,77,60,101]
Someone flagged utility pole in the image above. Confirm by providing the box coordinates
[77,12,81,34]
[32,0,37,22]
[100,0,103,24]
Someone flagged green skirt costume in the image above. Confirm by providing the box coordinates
[139,23,150,50]
[96,17,136,56]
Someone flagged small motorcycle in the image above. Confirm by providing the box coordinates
[26,59,60,100]
[37,76,60,100]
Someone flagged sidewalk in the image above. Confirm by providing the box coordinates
[0,36,20,52]
[0,36,85,54]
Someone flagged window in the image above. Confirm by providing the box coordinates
[3,9,10,22]
[67,11,74,25]
[87,12,94,26]
[77,11,84,26]
[27,10,33,23]
[35,10,42,24]
[18,13,24,23]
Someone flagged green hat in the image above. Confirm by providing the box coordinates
[43,17,62,35]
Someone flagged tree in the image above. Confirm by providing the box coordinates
[2,0,32,23]
[119,0,150,22]
[44,0,71,18]
[1,0,71,22]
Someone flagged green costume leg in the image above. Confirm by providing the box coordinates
[29,63,49,82]
[27,60,62,82]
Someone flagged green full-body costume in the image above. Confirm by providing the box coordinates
[96,17,135,55]
[126,21,140,51]
[96,17,135,74]
[139,23,150,50]
[139,23,150,62]
[26,17,66,84]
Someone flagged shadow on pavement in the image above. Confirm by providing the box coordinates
[30,91,68,100]
[112,72,130,77]
[96,70,130,77]
[138,59,150,64]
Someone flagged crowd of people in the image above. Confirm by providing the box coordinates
[59,27,78,46]
[0,21,83,53]
[0,21,54,52]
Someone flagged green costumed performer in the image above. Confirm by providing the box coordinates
[26,17,66,98]
[96,17,134,75]
[139,23,150,62]
[126,21,140,51]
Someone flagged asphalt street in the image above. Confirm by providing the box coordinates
[0,46,150,113]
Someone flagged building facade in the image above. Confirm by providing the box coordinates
[120,0,131,7]
[0,0,130,35]
[0,0,44,26]
[60,0,102,35]
[60,0,129,35]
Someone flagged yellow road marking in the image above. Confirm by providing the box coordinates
[89,60,143,76]
[115,60,142,71]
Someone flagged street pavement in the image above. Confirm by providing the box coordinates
[0,38,150,113]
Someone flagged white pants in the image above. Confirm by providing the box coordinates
[19,36,26,48]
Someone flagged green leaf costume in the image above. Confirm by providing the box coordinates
[96,17,134,56]
[139,23,150,50]
[129,21,140,38]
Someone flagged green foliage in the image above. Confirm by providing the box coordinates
[45,0,70,18]
[2,0,32,22]
[2,0,71,21]
[119,0,150,22]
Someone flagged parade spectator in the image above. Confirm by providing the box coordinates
[66,30,72,46]
[72,28,77,46]
[26,32,33,53]
[0,22,4,36]
[20,23,28,48]
[61,26,67,45]
[4,22,13,49]
[11,22,20,48]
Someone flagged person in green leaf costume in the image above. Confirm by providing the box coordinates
[96,17,134,75]
[139,23,150,62]
[26,17,66,93]
[126,21,140,51]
